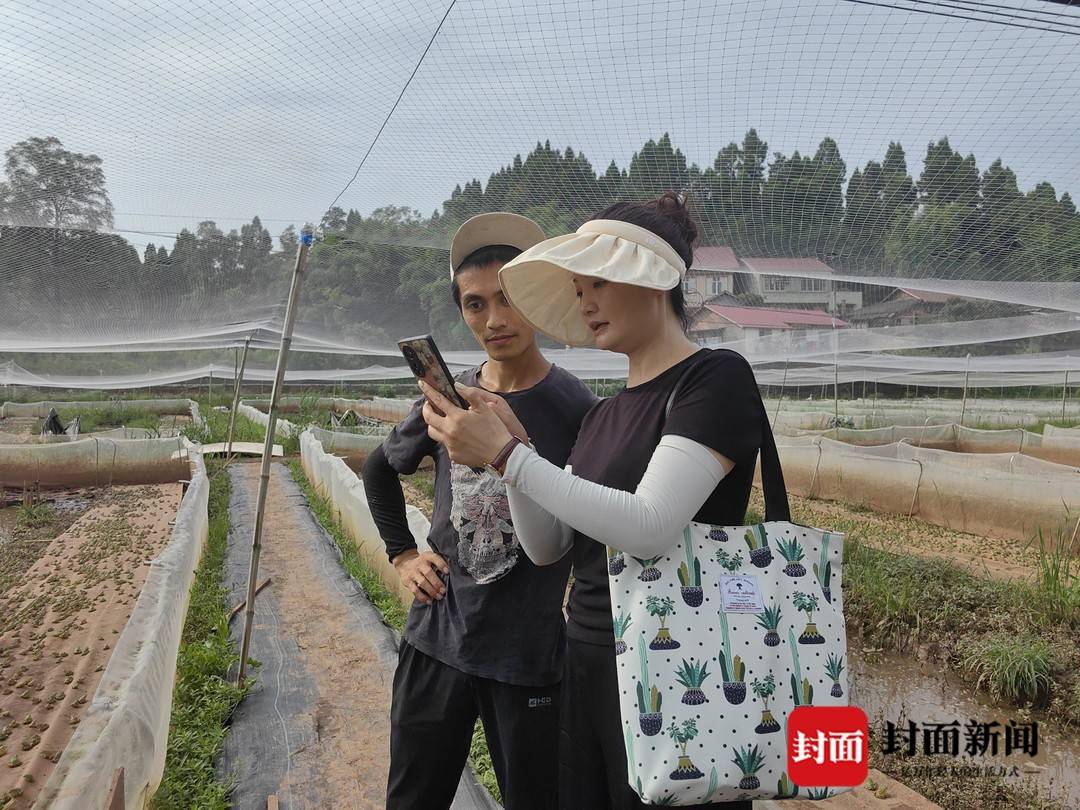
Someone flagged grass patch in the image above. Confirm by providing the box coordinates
[1031,530,1080,626]
[153,462,250,810]
[958,633,1056,705]
[15,502,54,530]
[62,405,161,432]
[286,460,501,802]
[182,406,266,447]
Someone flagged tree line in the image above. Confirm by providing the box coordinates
[1,132,1078,358]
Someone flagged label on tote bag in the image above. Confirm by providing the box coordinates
[718,573,765,613]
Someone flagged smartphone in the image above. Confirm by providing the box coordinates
[398,334,469,412]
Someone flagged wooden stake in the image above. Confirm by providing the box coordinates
[106,768,125,810]
[225,336,252,462]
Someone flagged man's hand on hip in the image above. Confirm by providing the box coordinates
[392,549,450,605]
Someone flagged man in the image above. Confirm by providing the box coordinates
[362,213,597,810]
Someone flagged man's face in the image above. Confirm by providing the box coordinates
[456,262,536,361]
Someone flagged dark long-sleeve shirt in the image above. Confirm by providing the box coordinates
[359,363,596,685]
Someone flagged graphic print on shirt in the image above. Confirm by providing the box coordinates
[448,461,519,584]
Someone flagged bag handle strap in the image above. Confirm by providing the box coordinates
[664,354,791,523]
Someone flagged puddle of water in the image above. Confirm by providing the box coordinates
[849,647,1078,807]
[50,493,94,514]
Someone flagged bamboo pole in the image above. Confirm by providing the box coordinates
[772,358,789,430]
[833,358,839,426]
[237,226,314,684]
[959,353,972,427]
[225,336,252,462]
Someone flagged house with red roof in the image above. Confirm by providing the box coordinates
[846,287,956,328]
[736,257,863,315]
[689,303,848,349]
[682,245,740,304]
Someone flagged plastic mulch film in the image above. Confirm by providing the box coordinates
[306,425,385,473]
[0,427,154,445]
[350,397,413,425]
[237,396,373,414]
[789,423,1080,467]
[763,398,1080,418]
[300,428,430,605]
[308,425,385,453]
[33,443,209,809]
[236,401,297,438]
[772,408,1050,431]
[0,436,191,488]
[771,436,1080,546]
[1046,425,1080,440]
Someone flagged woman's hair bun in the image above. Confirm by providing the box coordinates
[648,192,699,260]
[592,191,700,267]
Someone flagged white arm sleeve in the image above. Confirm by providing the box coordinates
[504,466,576,565]
[504,434,727,564]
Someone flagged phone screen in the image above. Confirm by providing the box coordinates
[398,334,469,411]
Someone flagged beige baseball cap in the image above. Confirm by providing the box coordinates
[449,212,546,278]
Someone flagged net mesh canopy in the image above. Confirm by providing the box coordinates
[1,0,1079,389]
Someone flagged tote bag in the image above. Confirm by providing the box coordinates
[606,386,850,805]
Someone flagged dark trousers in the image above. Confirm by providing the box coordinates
[387,642,560,810]
[559,637,753,810]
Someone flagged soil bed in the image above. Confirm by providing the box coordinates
[156,414,191,436]
[0,483,182,809]
[0,419,40,443]
[749,489,1043,584]
[0,493,96,602]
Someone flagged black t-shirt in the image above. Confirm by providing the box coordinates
[566,349,765,646]
[381,363,597,685]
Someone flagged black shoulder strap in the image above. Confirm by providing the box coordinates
[663,354,791,523]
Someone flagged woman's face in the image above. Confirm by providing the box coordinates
[572,274,664,352]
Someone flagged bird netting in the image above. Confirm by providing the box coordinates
[1,0,1079,389]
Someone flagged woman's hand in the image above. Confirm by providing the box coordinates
[456,383,530,445]
[419,380,514,468]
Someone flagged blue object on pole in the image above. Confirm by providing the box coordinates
[300,230,315,246]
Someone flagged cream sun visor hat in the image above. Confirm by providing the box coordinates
[497,219,688,347]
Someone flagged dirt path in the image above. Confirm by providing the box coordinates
[0,484,181,809]
[750,489,1044,583]
[219,463,494,810]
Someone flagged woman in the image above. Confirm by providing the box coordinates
[419,193,766,809]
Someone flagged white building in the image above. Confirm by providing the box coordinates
[682,246,739,305]
[737,257,863,315]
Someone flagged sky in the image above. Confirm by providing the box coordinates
[2,0,1079,253]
